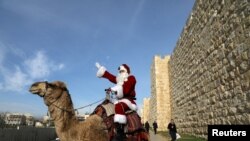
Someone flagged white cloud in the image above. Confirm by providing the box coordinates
[25,51,51,79]
[0,44,64,93]
[25,51,64,79]
[4,66,31,91]
[58,64,64,70]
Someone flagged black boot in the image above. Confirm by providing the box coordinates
[114,123,126,141]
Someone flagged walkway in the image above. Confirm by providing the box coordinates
[149,130,170,141]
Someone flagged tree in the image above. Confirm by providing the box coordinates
[0,116,5,128]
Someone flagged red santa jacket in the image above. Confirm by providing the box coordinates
[103,71,136,104]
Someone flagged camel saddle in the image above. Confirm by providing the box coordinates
[100,102,143,134]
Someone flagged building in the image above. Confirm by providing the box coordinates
[25,114,34,126]
[4,113,35,126]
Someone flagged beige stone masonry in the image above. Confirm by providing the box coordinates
[149,56,171,131]
[170,0,250,138]
[142,0,250,139]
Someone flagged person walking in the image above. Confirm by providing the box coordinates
[153,121,158,134]
[145,121,150,133]
[168,119,177,141]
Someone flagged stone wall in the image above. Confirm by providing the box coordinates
[142,98,150,124]
[169,0,250,138]
[149,56,171,131]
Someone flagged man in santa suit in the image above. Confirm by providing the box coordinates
[95,62,137,140]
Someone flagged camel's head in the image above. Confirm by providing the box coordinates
[29,81,47,96]
[29,81,68,103]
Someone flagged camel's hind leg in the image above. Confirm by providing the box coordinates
[125,131,149,141]
[136,131,150,141]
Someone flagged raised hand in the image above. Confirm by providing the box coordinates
[95,62,106,77]
[95,62,101,69]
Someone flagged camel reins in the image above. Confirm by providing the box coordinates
[42,81,105,113]
[41,81,73,112]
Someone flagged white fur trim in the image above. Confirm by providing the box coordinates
[96,66,106,77]
[114,114,127,124]
[111,85,123,98]
[117,99,137,111]
[117,81,124,85]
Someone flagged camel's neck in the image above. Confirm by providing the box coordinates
[47,91,78,132]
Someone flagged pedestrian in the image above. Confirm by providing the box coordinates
[152,121,158,134]
[168,119,177,141]
[145,121,150,133]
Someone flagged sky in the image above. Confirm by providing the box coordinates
[0,0,195,118]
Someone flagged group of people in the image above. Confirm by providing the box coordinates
[144,119,178,141]
[144,121,158,134]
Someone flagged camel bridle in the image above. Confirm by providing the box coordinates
[39,81,106,113]
[41,81,73,112]
[40,81,49,98]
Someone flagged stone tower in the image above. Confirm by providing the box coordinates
[149,55,171,131]
[142,98,150,124]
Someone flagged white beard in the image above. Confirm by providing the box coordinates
[116,72,129,85]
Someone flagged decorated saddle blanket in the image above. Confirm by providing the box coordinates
[102,102,115,117]
[100,102,143,134]
[125,111,143,134]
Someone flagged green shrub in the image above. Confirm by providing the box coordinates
[158,131,206,141]
[0,118,5,128]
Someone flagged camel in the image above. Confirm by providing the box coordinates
[29,81,109,141]
[29,81,149,141]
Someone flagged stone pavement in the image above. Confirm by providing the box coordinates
[149,130,170,141]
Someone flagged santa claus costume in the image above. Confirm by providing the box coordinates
[96,63,137,140]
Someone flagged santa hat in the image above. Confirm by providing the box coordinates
[118,64,130,74]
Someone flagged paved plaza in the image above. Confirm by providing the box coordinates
[149,130,170,141]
